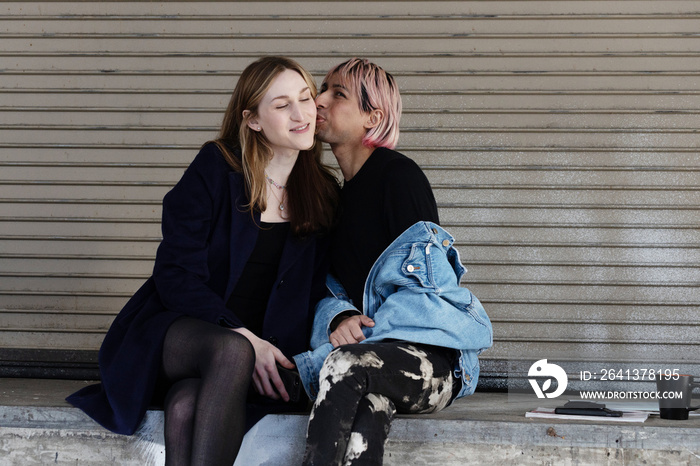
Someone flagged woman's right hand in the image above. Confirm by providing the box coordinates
[232,327,294,401]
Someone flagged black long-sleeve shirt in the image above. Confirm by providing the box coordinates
[330,147,439,310]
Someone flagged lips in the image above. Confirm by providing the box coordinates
[291,123,310,132]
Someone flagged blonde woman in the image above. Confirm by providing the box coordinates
[68,56,338,465]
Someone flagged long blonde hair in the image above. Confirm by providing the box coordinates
[210,56,338,236]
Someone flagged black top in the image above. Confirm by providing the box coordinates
[330,147,439,310]
[227,221,290,336]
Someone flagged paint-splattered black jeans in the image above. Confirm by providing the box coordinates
[302,341,460,466]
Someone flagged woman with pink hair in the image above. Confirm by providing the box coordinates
[299,58,491,465]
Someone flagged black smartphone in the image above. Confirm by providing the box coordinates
[554,401,623,417]
[276,364,302,403]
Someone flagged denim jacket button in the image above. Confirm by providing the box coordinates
[407,265,415,272]
[442,239,450,247]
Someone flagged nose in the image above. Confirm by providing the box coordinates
[290,102,303,121]
[315,90,328,109]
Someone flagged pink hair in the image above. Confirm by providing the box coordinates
[325,58,402,149]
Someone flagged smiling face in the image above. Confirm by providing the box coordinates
[247,68,317,157]
[314,72,371,150]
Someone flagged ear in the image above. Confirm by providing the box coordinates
[364,109,384,129]
[243,110,261,132]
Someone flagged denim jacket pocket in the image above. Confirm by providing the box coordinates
[396,242,437,291]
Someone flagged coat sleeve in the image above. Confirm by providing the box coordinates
[152,145,241,325]
[294,275,356,401]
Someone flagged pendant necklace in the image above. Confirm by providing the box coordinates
[265,172,287,211]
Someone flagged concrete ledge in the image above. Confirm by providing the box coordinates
[2,379,700,465]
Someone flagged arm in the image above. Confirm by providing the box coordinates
[292,275,367,400]
[316,275,375,347]
[309,274,363,349]
[152,145,241,326]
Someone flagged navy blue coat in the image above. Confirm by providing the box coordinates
[67,143,331,435]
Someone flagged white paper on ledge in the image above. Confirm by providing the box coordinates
[525,407,649,423]
[598,401,699,417]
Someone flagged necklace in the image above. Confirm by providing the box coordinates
[265,172,287,211]
[267,181,286,211]
[265,172,287,190]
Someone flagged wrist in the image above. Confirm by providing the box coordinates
[330,310,359,331]
[232,327,256,341]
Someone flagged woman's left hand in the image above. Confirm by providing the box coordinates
[232,327,294,401]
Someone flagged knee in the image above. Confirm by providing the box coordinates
[318,345,384,390]
[227,331,255,364]
[211,331,255,367]
[164,380,198,426]
[363,393,396,420]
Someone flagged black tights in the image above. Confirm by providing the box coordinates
[160,317,255,466]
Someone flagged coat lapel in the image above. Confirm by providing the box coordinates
[277,233,314,279]
[225,171,259,300]
[224,170,316,299]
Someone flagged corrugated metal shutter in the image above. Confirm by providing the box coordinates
[1,2,698,384]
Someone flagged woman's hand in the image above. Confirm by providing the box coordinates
[329,315,375,347]
[232,327,295,401]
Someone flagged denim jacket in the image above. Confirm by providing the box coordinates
[293,221,493,401]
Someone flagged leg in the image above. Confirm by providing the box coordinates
[161,317,255,466]
[303,341,456,466]
[162,378,199,466]
[343,394,395,466]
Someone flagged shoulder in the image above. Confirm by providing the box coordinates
[165,143,245,209]
[374,148,424,175]
[188,143,236,177]
[185,143,245,188]
[373,147,431,186]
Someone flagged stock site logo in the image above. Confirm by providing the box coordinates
[528,359,568,399]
